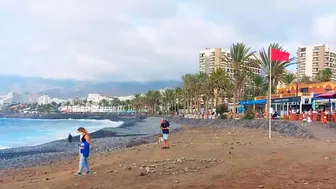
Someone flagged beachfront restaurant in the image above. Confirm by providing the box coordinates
[239,96,305,116]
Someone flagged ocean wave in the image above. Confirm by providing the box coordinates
[0,118,124,149]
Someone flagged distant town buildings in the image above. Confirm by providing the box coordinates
[0,92,31,105]
[297,44,336,80]
[0,91,143,113]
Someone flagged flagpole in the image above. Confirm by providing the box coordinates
[268,49,272,139]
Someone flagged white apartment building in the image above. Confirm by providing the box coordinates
[37,94,51,105]
[199,48,260,78]
[297,44,336,80]
[86,94,111,104]
[0,92,31,105]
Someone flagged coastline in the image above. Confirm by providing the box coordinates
[0,115,314,170]
[0,116,181,170]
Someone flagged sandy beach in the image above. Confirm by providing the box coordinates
[1,124,336,189]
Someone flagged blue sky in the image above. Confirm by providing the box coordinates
[0,0,336,81]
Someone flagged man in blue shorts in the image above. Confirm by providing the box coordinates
[160,119,170,149]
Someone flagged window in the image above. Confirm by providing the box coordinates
[304,99,309,104]
[300,88,308,93]
[326,88,332,92]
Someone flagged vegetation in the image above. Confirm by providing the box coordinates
[316,68,333,82]
[283,73,296,86]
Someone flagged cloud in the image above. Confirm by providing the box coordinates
[0,0,335,81]
[313,13,336,43]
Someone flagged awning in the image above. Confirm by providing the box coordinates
[271,97,300,103]
[239,99,266,105]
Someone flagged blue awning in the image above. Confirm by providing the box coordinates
[313,93,324,100]
[239,99,266,105]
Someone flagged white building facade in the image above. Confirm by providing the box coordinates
[86,94,112,104]
[37,94,51,105]
[297,44,336,80]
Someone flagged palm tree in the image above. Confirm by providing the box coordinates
[161,89,175,115]
[283,73,296,86]
[316,68,333,82]
[209,68,230,107]
[222,43,257,115]
[258,43,296,90]
[110,98,121,112]
[124,99,132,112]
[131,94,143,115]
[182,74,193,114]
[88,100,93,112]
[143,90,161,114]
[174,87,183,113]
[192,72,207,113]
[252,75,267,97]
[299,75,313,84]
[201,73,214,114]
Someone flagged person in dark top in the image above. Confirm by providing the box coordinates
[78,127,91,145]
[67,133,72,143]
[160,119,170,149]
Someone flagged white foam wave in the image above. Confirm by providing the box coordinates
[0,117,118,123]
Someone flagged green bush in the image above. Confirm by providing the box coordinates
[215,103,229,115]
[221,114,227,119]
[242,112,254,120]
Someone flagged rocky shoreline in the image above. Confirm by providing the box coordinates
[0,116,181,170]
[0,116,314,170]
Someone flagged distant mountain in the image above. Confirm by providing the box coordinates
[0,75,181,98]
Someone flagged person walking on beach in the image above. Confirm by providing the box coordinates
[160,119,170,149]
[76,127,91,175]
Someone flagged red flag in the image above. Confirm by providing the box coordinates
[271,48,290,62]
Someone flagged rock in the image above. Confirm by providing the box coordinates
[175,181,180,183]
[44,178,50,181]
[114,170,118,173]
[229,151,232,154]
[259,185,264,188]
[140,172,146,176]
[324,157,330,160]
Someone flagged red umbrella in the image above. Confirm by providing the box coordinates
[315,91,336,99]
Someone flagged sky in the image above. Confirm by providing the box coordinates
[0,0,336,82]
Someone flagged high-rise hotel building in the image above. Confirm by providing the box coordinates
[297,44,336,80]
[199,48,260,78]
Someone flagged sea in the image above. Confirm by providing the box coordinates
[0,118,123,149]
